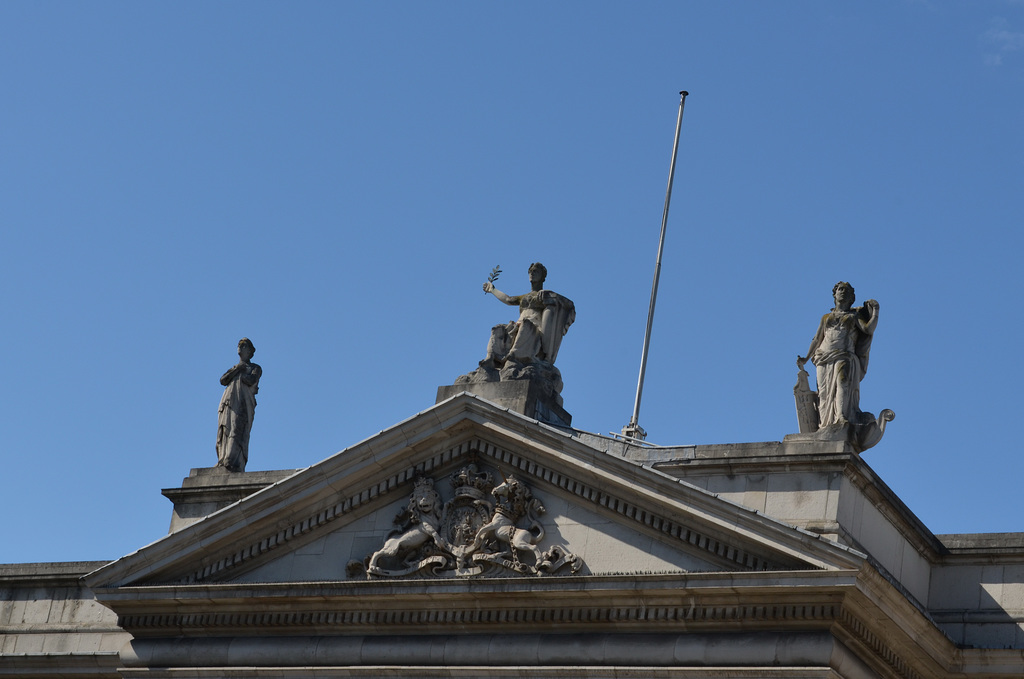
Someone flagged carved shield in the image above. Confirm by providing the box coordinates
[444,499,492,548]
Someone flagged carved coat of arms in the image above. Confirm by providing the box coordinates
[348,465,582,578]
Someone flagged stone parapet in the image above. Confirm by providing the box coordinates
[937,532,1024,554]
[0,561,110,583]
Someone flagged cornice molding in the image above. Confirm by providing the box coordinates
[837,607,925,679]
[102,560,979,679]
[109,571,951,679]
[118,600,842,635]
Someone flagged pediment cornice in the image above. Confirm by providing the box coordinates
[86,395,862,591]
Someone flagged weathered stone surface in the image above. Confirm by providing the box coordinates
[441,263,574,426]
[216,337,262,472]
[0,561,128,677]
[794,366,819,433]
[437,379,571,426]
[479,263,575,369]
[354,467,581,578]
[162,466,299,532]
[796,282,893,452]
[8,395,1024,677]
[648,438,941,606]
[121,630,839,670]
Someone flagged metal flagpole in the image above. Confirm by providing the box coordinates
[622,90,689,442]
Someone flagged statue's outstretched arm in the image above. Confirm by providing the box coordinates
[483,281,519,306]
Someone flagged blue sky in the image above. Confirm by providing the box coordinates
[2,2,1022,563]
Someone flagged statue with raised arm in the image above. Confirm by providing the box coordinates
[480,262,575,370]
[443,263,576,425]
[796,282,893,452]
[216,338,262,472]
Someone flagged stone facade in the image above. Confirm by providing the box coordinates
[4,393,1024,677]
[0,561,129,678]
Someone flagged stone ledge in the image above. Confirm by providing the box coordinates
[0,651,122,679]
[617,438,854,466]
[937,532,1024,554]
[162,467,301,533]
[781,433,855,455]
[0,561,111,584]
[176,466,299,489]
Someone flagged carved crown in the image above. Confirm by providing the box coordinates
[450,464,493,501]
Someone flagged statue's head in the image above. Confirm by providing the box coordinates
[832,282,855,309]
[238,338,256,360]
[409,477,441,516]
[493,473,532,516]
[528,262,547,285]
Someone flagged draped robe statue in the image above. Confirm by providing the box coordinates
[796,282,893,453]
[480,262,575,372]
[216,338,262,472]
[443,262,575,426]
[798,282,877,428]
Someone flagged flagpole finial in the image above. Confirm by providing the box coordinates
[680,91,689,97]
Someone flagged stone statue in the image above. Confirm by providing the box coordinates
[215,338,262,472]
[796,283,893,452]
[480,262,575,369]
[798,282,877,428]
[439,262,576,426]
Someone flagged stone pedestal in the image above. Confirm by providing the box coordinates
[161,466,299,533]
[781,431,854,455]
[436,380,572,427]
[783,406,895,455]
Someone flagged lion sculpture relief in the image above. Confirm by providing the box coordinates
[366,477,446,574]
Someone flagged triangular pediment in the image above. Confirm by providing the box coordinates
[86,394,862,592]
